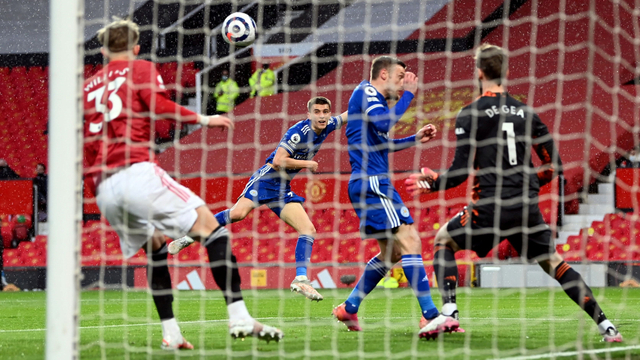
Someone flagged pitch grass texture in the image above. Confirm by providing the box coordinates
[0,288,638,359]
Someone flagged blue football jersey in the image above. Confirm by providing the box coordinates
[346,80,416,179]
[264,116,343,178]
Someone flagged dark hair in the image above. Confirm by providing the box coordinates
[370,56,406,80]
[307,96,332,112]
[36,163,46,171]
[97,19,140,53]
[474,44,507,85]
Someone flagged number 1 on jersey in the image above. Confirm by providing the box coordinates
[502,122,517,165]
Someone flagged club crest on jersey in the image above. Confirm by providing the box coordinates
[401,206,410,217]
[250,190,258,197]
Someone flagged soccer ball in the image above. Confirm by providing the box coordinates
[222,12,257,47]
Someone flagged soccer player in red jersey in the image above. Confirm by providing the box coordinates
[83,19,283,350]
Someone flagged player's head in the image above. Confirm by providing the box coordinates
[474,44,508,87]
[307,96,332,131]
[97,19,140,59]
[370,56,407,101]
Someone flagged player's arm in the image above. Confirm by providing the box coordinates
[405,115,471,196]
[138,64,233,130]
[532,113,562,186]
[338,110,348,125]
[367,72,418,132]
[271,147,318,172]
[325,111,349,133]
[367,92,414,132]
[389,124,437,152]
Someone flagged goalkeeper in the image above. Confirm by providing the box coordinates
[405,44,622,343]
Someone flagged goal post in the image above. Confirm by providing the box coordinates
[45,0,83,358]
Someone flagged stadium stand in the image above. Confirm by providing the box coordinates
[1,0,639,273]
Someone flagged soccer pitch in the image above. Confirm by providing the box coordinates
[1,288,638,359]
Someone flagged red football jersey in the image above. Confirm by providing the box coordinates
[83,59,198,178]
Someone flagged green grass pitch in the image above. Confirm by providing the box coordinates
[0,288,638,359]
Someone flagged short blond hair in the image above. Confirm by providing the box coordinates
[97,19,140,53]
[307,96,332,112]
[474,44,507,85]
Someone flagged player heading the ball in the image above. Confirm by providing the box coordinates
[83,19,283,350]
[405,43,622,343]
[171,97,348,302]
[332,56,460,340]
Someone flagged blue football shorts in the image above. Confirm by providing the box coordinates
[348,175,413,236]
[239,164,305,217]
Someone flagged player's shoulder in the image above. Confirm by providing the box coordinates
[352,80,378,96]
[288,119,310,132]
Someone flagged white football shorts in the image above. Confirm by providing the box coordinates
[96,162,205,258]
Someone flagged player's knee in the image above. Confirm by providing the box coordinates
[434,225,451,245]
[395,225,421,254]
[301,224,316,237]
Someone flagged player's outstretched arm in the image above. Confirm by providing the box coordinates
[405,117,471,197]
[199,114,234,130]
[389,124,437,153]
[272,147,318,172]
[338,110,348,124]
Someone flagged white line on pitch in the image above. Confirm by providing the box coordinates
[1,315,638,333]
[493,345,640,360]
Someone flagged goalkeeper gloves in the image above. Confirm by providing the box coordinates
[405,167,439,196]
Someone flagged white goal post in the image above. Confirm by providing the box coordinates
[45,0,83,358]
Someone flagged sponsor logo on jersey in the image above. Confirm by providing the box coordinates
[290,133,301,144]
[455,128,466,135]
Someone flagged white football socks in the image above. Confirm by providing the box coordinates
[442,303,458,317]
[598,319,615,334]
[161,318,182,341]
[228,300,253,324]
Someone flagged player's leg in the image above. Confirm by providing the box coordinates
[214,167,266,227]
[144,230,194,350]
[391,224,459,339]
[185,205,282,341]
[147,164,282,342]
[214,196,257,226]
[536,249,622,342]
[171,197,258,255]
[333,237,401,331]
[94,164,192,350]
[432,223,462,319]
[278,202,323,301]
[393,224,440,316]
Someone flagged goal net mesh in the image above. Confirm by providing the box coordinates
[76,0,640,358]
